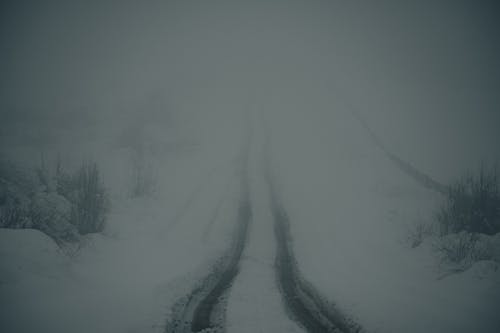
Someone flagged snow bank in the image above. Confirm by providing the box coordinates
[0,228,67,284]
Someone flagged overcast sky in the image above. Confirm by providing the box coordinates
[1,0,499,174]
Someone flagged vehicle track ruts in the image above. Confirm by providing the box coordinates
[265,160,363,333]
[166,115,253,333]
[165,173,251,333]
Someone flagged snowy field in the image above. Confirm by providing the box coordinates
[0,142,241,333]
[1,1,500,333]
[2,107,499,333]
[269,108,500,333]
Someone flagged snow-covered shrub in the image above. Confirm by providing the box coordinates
[0,159,33,229]
[29,192,79,243]
[434,232,492,270]
[35,157,50,191]
[34,159,109,237]
[407,219,435,248]
[489,233,500,262]
[1,158,109,245]
[0,157,36,192]
[64,162,109,235]
[429,166,500,272]
[0,196,31,228]
[35,159,109,235]
[437,165,500,236]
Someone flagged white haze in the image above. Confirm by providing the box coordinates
[1,1,500,333]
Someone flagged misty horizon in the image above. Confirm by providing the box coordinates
[1,1,500,333]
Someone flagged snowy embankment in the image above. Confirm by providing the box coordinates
[0,146,238,333]
[268,108,500,333]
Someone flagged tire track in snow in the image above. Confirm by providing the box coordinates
[264,145,362,333]
[165,171,251,333]
[190,176,250,331]
[166,112,253,333]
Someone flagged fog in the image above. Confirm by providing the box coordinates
[2,1,499,160]
[1,1,500,333]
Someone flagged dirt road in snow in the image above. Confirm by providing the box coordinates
[266,168,362,333]
[165,112,253,333]
[165,170,251,333]
[166,114,361,332]
[260,128,362,333]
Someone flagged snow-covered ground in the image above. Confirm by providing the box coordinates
[0,142,240,333]
[268,107,500,333]
[2,106,500,333]
[225,113,302,333]
[1,1,500,332]
[2,103,500,333]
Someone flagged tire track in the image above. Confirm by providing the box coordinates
[264,156,362,333]
[166,111,253,333]
[165,172,251,333]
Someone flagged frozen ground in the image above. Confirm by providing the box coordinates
[268,108,500,333]
[1,107,499,333]
[0,146,239,333]
[1,1,500,332]
[225,116,302,333]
